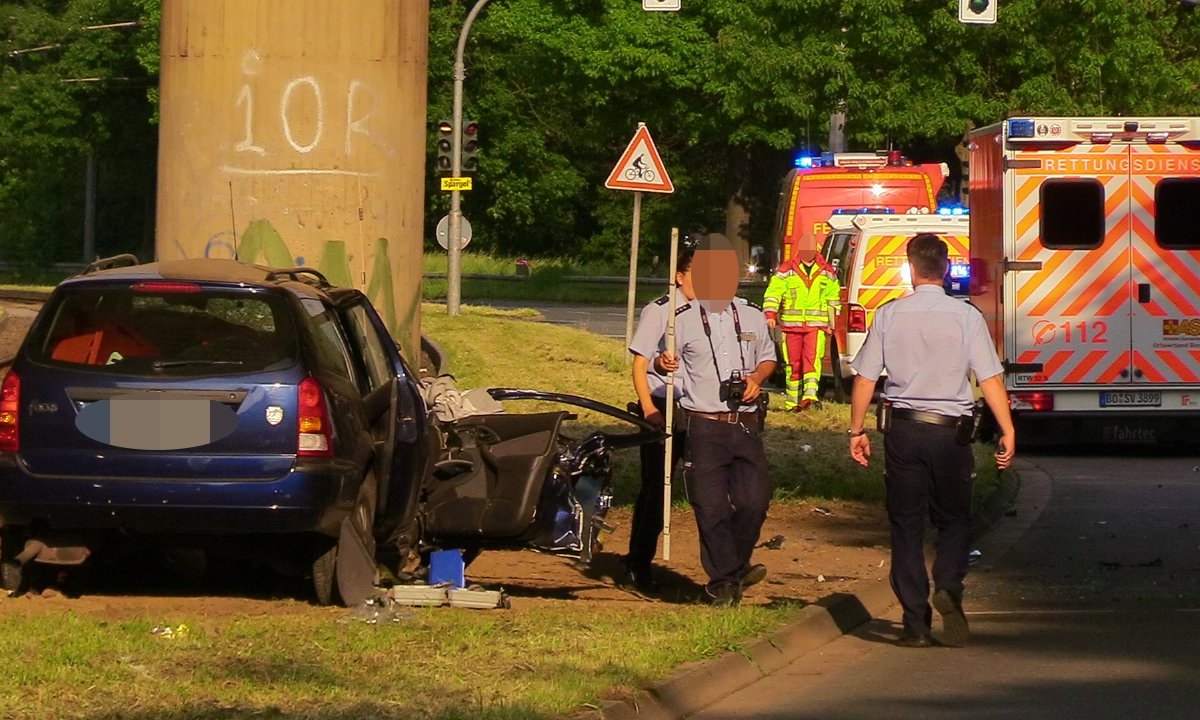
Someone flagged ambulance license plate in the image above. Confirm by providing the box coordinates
[1100,391,1161,408]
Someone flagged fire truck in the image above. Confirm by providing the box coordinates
[968,116,1200,443]
[770,151,949,264]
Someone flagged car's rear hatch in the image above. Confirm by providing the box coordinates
[15,281,305,480]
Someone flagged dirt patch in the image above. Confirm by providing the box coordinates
[0,500,890,621]
[470,500,891,608]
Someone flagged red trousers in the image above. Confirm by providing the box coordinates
[781,328,827,408]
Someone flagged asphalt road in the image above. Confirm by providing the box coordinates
[692,451,1200,720]
[475,299,631,338]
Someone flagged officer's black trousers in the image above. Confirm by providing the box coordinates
[884,418,974,637]
[626,397,686,571]
[683,416,772,589]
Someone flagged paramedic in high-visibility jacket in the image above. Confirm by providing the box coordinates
[763,234,841,411]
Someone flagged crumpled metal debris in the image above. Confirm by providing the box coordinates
[339,597,410,625]
[757,534,786,550]
[150,624,189,639]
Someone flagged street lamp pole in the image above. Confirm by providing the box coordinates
[447,0,492,316]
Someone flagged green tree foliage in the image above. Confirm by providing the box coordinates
[3,1,1200,271]
[0,0,158,266]
[428,0,1200,265]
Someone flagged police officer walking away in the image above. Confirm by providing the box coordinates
[848,233,1015,647]
[656,235,778,606]
[621,262,695,593]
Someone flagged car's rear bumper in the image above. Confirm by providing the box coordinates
[0,456,360,536]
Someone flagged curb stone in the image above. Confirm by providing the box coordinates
[582,580,897,720]
[575,466,1023,720]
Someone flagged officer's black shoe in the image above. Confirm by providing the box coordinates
[932,589,970,647]
[895,634,934,648]
[705,582,740,608]
[738,563,768,589]
[618,564,661,594]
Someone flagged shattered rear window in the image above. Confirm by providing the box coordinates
[24,285,299,376]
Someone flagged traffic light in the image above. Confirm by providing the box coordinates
[958,0,996,24]
[435,120,453,175]
[461,120,480,173]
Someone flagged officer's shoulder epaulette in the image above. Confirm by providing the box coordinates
[675,302,692,315]
[736,297,764,312]
[653,294,671,306]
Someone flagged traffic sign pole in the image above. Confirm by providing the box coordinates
[624,189,643,366]
[447,0,491,316]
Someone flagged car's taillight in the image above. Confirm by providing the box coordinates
[0,371,19,452]
[848,304,868,333]
[1012,392,1054,412]
[131,281,202,293]
[297,377,333,457]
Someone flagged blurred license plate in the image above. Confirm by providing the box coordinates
[1100,391,1161,408]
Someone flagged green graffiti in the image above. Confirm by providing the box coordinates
[239,219,294,267]
[188,218,416,359]
[320,240,353,287]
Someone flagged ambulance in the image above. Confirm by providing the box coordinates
[968,116,1200,443]
[821,212,970,399]
[771,151,949,264]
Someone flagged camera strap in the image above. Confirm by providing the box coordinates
[698,304,748,380]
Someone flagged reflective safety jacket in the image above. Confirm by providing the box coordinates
[763,256,840,330]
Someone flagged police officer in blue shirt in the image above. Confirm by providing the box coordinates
[848,233,1015,648]
[655,235,778,606]
[621,273,694,594]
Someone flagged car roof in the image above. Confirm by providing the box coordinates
[56,257,338,299]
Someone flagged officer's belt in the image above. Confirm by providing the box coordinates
[685,409,759,424]
[890,408,964,427]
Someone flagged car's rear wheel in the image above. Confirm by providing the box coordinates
[311,539,339,606]
[335,473,379,607]
[1,531,24,593]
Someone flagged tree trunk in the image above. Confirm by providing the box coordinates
[725,189,751,275]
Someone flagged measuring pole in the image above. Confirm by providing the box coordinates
[661,227,680,561]
[622,188,643,365]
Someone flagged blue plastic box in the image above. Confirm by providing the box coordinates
[429,549,465,588]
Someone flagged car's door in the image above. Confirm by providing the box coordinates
[334,292,431,562]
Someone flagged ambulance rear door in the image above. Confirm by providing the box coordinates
[1005,118,1200,410]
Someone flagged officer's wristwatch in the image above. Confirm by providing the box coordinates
[847,428,868,437]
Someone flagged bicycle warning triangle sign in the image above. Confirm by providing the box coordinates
[605,125,674,194]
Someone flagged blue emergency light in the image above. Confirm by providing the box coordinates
[945,262,971,297]
[937,205,968,216]
[831,207,895,215]
[794,154,815,168]
[1008,119,1036,138]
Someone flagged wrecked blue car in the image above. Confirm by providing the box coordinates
[0,256,659,604]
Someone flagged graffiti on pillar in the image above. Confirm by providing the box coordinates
[229,54,395,170]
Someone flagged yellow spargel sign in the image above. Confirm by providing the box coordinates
[440,177,473,192]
